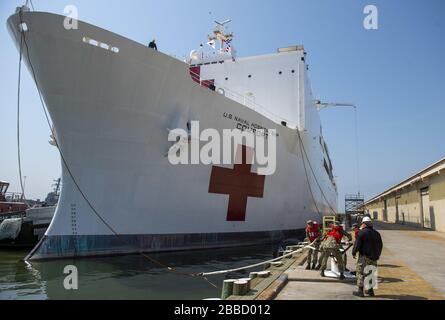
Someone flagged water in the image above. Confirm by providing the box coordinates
[0,246,274,300]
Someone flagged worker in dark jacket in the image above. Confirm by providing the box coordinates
[352,216,383,297]
[148,39,158,50]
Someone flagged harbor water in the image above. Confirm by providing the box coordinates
[0,245,274,300]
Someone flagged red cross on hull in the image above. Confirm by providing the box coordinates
[208,145,266,221]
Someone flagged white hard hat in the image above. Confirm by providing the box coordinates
[362,216,372,223]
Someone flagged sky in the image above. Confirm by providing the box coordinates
[0,0,444,210]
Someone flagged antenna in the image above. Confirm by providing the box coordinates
[209,19,234,54]
[214,19,232,26]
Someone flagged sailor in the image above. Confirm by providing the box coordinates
[352,216,383,297]
[314,224,329,270]
[351,223,360,240]
[148,39,158,51]
[347,223,360,276]
[337,222,353,271]
[305,220,321,270]
[319,223,346,280]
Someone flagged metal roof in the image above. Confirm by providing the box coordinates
[365,156,445,205]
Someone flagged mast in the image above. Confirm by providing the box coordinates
[189,19,235,64]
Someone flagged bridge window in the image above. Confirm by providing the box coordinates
[82,36,119,54]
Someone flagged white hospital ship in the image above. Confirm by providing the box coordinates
[7,7,337,260]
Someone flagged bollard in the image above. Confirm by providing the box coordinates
[249,272,258,279]
[239,278,252,291]
[221,279,236,300]
[257,270,271,278]
[270,261,283,267]
[233,280,248,296]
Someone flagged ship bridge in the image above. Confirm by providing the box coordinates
[187,21,312,131]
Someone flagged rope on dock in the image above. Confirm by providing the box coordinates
[198,239,317,277]
[200,239,354,277]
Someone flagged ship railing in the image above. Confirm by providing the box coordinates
[188,52,232,65]
[0,211,26,222]
[187,69,299,129]
[217,86,299,129]
[4,192,25,202]
[167,53,187,62]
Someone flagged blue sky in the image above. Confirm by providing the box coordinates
[0,0,444,210]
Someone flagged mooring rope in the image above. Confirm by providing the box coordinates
[199,239,318,277]
[296,129,338,216]
[16,26,27,204]
[298,134,323,219]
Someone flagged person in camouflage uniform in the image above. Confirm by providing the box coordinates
[314,227,328,270]
[319,224,345,280]
[352,217,383,297]
[351,223,360,240]
[337,222,352,271]
[355,255,378,292]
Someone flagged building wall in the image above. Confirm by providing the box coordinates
[429,173,445,232]
[365,172,445,232]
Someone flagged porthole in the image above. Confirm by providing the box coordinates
[248,74,252,78]
[225,77,228,81]
[291,70,295,73]
[279,71,282,75]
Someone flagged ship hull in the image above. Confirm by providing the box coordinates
[8,11,337,260]
[27,230,304,260]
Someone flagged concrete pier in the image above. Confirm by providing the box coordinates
[228,221,445,300]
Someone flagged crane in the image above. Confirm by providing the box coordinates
[314,99,361,197]
[314,100,356,111]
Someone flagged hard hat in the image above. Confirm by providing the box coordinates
[306,220,313,225]
[362,216,372,223]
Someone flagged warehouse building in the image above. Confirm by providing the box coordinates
[365,157,445,232]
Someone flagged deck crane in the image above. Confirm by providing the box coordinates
[314,100,356,111]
